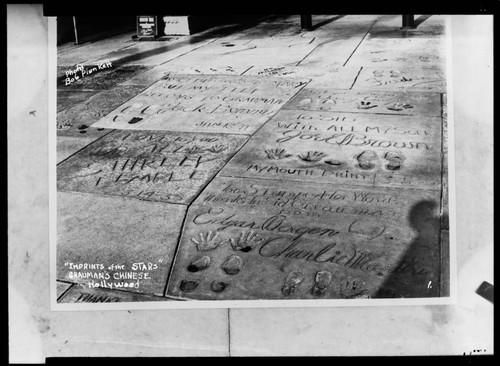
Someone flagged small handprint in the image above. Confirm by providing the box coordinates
[265,148,292,160]
[206,145,227,154]
[190,231,223,251]
[229,231,264,252]
[298,150,327,163]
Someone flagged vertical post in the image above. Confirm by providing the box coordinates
[72,16,79,44]
[402,14,415,29]
[300,14,313,30]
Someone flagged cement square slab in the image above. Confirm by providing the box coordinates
[57,285,175,303]
[57,85,147,133]
[57,130,248,205]
[57,192,186,296]
[220,109,443,191]
[352,67,447,93]
[166,176,443,300]
[91,74,309,135]
[283,88,442,117]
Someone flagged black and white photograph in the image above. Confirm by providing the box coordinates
[53,13,453,305]
[7,4,493,360]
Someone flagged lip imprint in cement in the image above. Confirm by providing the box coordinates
[282,271,305,296]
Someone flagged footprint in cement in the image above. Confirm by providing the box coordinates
[282,271,305,296]
[187,256,211,272]
[179,279,200,293]
[128,117,143,124]
[311,270,333,296]
[211,280,229,293]
[324,159,343,168]
[356,151,377,170]
[222,255,242,275]
[384,151,404,171]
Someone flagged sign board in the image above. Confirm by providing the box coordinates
[137,16,158,38]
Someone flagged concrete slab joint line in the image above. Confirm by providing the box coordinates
[343,19,378,67]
